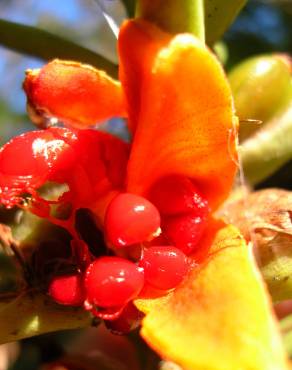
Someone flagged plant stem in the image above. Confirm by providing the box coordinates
[136,0,205,41]
[122,0,136,17]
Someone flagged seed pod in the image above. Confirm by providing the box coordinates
[241,97,292,185]
[228,54,291,141]
[230,54,292,184]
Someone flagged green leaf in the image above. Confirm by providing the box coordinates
[0,293,94,344]
[205,0,247,45]
[0,18,118,78]
[0,252,19,293]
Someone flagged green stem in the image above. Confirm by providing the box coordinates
[136,0,205,41]
[122,0,136,17]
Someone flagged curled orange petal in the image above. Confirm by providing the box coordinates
[24,59,126,128]
[119,20,237,211]
[119,20,171,133]
[135,220,288,370]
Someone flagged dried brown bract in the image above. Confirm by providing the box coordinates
[220,188,292,302]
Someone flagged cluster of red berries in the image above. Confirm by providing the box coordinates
[0,127,209,332]
[49,176,209,329]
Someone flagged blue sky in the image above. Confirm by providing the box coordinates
[0,0,127,141]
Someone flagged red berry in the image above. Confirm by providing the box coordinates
[84,257,144,308]
[139,246,188,290]
[0,128,77,180]
[0,128,77,207]
[148,175,209,216]
[49,274,84,306]
[163,213,207,255]
[104,193,161,248]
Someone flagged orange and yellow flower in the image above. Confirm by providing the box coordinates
[0,19,288,369]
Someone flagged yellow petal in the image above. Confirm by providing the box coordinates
[136,220,288,370]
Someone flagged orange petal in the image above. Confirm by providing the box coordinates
[135,220,288,370]
[119,20,171,133]
[119,20,237,210]
[24,60,126,128]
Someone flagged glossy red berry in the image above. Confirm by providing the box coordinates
[139,246,189,290]
[163,213,207,255]
[84,256,144,308]
[48,274,85,306]
[104,193,161,248]
[148,175,209,216]
[0,128,77,207]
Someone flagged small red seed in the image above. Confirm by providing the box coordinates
[84,256,144,308]
[48,274,84,306]
[163,213,207,255]
[104,193,161,248]
[148,175,209,216]
[139,246,189,290]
